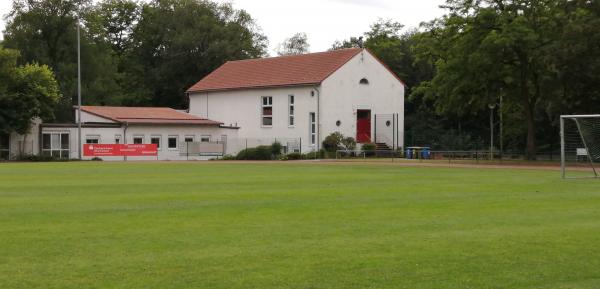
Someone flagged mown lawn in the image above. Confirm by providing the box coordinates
[0,161,599,289]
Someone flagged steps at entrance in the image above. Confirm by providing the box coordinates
[375,143,392,151]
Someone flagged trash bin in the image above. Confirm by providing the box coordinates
[422,147,431,159]
[405,149,412,159]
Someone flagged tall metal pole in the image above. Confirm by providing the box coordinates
[489,104,495,160]
[499,94,503,160]
[560,116,565,179]
[77,21,82,160]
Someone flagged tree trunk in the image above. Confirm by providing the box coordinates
[518,52,537,160]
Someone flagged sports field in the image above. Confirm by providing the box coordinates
[1,161,599,289]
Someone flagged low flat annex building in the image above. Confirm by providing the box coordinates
[1,106,238,161]
[187,48,405,153]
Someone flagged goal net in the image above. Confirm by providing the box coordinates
[561,115,600,178]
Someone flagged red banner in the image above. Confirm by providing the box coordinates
[83,144,158,157]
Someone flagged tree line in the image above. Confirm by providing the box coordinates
[1,0,599,158]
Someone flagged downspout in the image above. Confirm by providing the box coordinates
[313,86,321,152]
[123,121,128,161]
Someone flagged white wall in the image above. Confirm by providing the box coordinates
[188,49,405,152]
[321,50,405,148]
[40,124,239,161]
[7,118,42,159]
[190,86,319,153]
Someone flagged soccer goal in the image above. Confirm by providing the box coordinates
[561,115,600,178]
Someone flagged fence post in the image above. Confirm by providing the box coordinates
[299,138,302,155]
[374,114,377,143]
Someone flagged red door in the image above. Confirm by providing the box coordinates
[356,109,371,143]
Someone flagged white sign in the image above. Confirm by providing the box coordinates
[577,148,588,156]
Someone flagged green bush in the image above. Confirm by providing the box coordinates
[322,132,344,152]
[286,152,302,160]
[341,137,357,151]
[221,154,236,160]
[271,141,283,156]
[361,143,376,156]
[16,154,67,162]
[236,145,272,160]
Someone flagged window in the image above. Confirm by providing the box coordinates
[42,133,70,159]
[115,135,122,144]
[168,136,178,149]
[359,78,369,85]
[133,135,144,144]
[85,135,100,144]
[288,95,295,126]
[0,133,9,160]
[200,135,210,143]
[184,136,195,143]
[150,136,161,149]
[309,112,316,145]
[261,96,273,126]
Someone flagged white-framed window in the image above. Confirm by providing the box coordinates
[115,134,122,144]
[288,95,295,127]
[42,132,70,159]
[150,135,161,150]
[133,135,144,144]
[168,135,178,149]
[309,112,316,145]
[184,135,195,143]
[261,96,273,126]
[85,135,100,144]
[200,135,210,143]
[0,133,10,160]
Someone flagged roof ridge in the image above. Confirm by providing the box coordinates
[227,48,362,64]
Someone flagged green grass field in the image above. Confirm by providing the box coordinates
[1,162,599,289]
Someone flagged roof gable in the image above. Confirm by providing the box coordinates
[187,48,363,93]
[80,106,222,125]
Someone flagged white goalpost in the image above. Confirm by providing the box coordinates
[560,115,600,179]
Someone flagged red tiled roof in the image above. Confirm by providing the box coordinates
[80,106,222,125]
[187,48,364,92]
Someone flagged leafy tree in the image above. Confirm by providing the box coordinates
[127,0,268,107]
[276,32,310,56]
[0,47,60,154]
[3,0,122,120]
[413,0,574,159]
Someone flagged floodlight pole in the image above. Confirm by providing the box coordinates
[560,116,565,179]
[77,18,82,160]
[489,103,496,160]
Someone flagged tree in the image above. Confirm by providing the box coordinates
[413,0,571,159]
[0,47,60,154]
[126,0,268,107]
[3,0,122,120]
[276,32,310,56]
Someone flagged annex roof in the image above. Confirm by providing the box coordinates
[79,106,222,125]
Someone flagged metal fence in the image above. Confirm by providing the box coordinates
[226,137,303,156]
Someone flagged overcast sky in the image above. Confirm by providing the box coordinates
[0,0,447,54]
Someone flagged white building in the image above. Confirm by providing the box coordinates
[187,48,405,154]
[0,48,405,161]
[1,106,238,161]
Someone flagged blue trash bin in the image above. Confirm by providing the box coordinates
[405,149,412,159]
[422,148,431,159]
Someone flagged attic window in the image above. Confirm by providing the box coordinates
[359,78,369,85]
